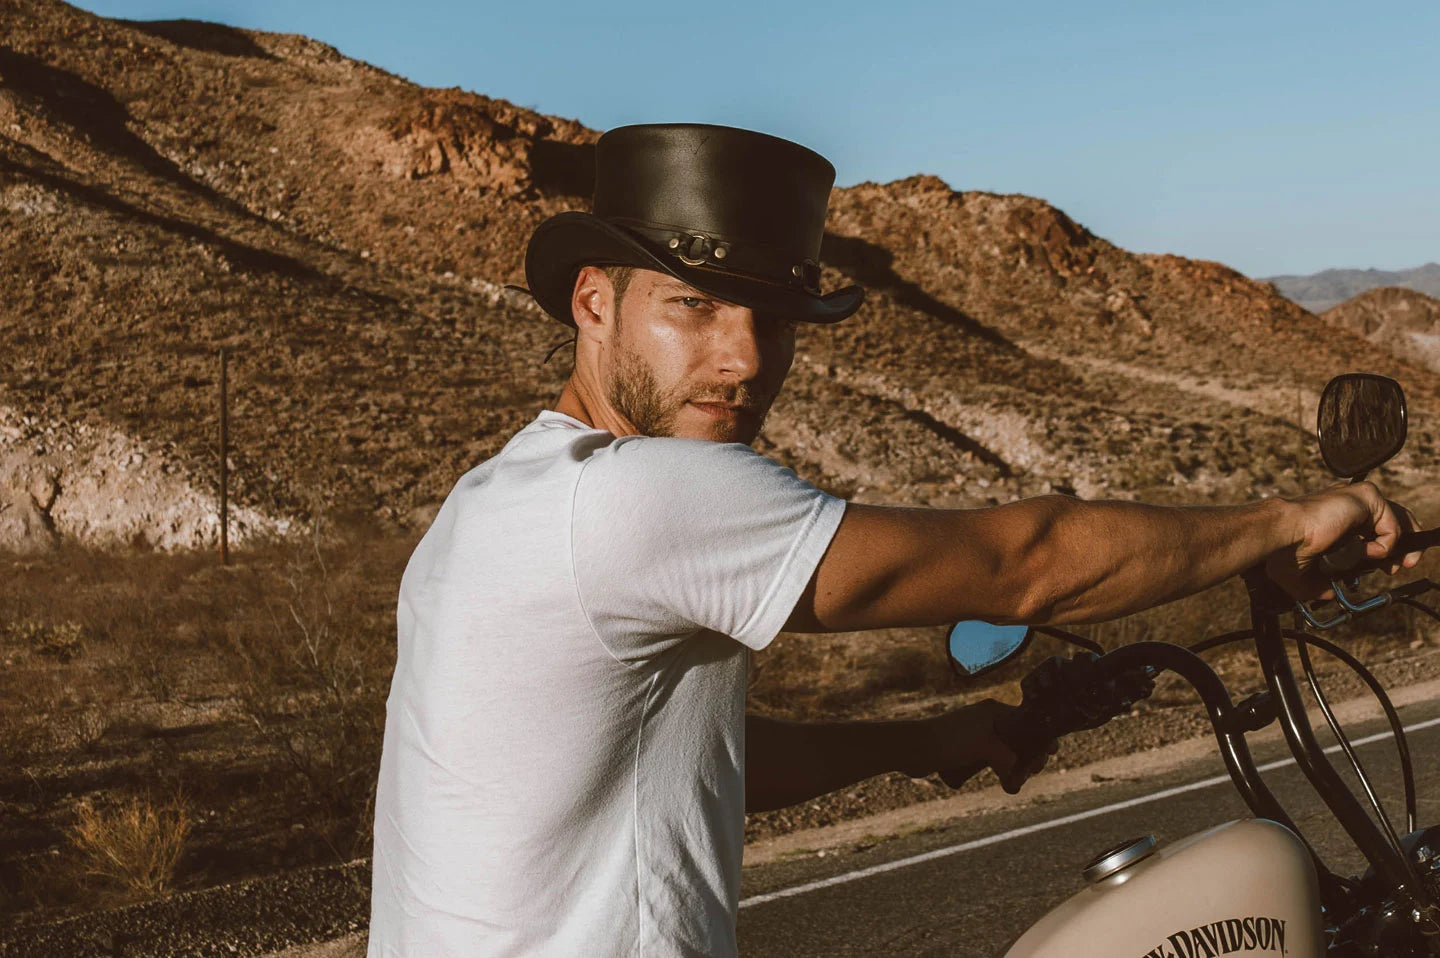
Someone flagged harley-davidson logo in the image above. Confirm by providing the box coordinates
[1139,916,1287,957]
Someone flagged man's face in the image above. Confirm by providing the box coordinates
[598,269,798,444]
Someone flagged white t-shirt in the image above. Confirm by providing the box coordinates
[368,410,846,957]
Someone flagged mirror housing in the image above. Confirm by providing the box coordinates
[1316,373,1407,479]
[947,620,1033,678]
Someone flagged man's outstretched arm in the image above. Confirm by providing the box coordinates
[785,485,1420,633]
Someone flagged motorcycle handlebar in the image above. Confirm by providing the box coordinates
[1322,527,1440,576]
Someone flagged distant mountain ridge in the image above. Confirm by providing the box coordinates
[1264,263,1440,313]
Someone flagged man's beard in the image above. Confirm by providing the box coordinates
[605,341,769,443]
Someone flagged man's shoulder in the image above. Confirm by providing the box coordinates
[587,433,786,487]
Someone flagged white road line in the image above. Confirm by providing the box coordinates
[739,714,1440,909]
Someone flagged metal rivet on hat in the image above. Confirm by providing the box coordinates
[713,245,728,260]
[667,237,681,250]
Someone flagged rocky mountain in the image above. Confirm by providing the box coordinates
[1265,263,1440,313]
[2,0,1437,551]
[1321,287,1440,374]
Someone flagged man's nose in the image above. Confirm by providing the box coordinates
[713,309,763,381]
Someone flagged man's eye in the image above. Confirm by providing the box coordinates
[679,297,705,309]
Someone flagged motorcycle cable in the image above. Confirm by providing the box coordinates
[1188,627,1419,838]
[1296,639,1408,849]
[1097,638,1360,906]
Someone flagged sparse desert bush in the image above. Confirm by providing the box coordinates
[66,791,192,897]
[57,705,110,752]
[226,519,393,857]
[5,618,86,663]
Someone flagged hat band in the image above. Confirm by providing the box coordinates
[607,218,822,295]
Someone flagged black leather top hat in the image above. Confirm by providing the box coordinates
[524,123,864,326]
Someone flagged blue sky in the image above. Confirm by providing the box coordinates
[75,0,1439,278]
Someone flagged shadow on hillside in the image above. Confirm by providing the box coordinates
[0,156,318,281]
[119,19,277,60]
[895,404,1015,477]
[531,138,594,199]
[821,231,1021,352]
[0,48,273,225]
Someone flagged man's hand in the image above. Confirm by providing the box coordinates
[921,699,1058,795]
[1264,482,1423,601]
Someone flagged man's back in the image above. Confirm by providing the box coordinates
[368,410,844,956]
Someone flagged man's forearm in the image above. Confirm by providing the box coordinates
[745,713,927,813]
[801,494,1302,631]
[993,494,1300,624]
[745,711,990,813]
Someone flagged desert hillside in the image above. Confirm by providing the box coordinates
[1320,286,1440,374]
[2,0,1436,553]
[7,2,1440,940]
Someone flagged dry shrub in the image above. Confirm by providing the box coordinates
[66,792,192,897]
[227,518,393,856]
[57,705,110,752]
[5,619,86,663]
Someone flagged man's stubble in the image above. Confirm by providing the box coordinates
[604,333,770,444]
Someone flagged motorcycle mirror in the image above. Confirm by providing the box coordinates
[946,621,1033,678]
[1316,373,1407,479]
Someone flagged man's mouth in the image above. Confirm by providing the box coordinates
[689,400,757,418]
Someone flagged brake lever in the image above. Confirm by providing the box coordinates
[1333,579,1392,614]
[1296,598,1350,631]
[1297,575,1439,629]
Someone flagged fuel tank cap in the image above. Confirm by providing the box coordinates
[1082,835,1157,883]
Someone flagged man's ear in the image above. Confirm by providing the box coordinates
[571,266,614,339]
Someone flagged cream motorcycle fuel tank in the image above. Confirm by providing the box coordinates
[1004,819,1325,958]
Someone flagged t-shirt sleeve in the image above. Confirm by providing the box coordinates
[570,436,846,662]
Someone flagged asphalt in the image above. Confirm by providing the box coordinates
[735,697,1440,957]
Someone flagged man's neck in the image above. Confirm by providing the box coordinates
[554,378,640,437]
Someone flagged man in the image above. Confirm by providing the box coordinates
[368,124,1420,956]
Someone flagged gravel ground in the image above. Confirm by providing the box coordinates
[0,862,369,957]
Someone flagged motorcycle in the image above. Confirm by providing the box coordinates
[946,372,1440,957]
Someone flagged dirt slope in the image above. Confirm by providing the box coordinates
[2,0,1437,548]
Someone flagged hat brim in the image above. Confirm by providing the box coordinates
[524,212,864,327]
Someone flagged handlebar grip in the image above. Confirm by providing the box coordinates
[1322,528,1439,576]
[1397,527,1440,555]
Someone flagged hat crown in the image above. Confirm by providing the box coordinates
[593,124,835,261]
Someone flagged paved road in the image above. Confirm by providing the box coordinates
[738,697,1440,957]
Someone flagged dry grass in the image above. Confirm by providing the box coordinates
[0,526,412,920]
[227,519,394,856]
[66,792,193,897]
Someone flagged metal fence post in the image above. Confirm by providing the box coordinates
[219,347,229,566]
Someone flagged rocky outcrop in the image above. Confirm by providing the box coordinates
[0,407,281,552]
